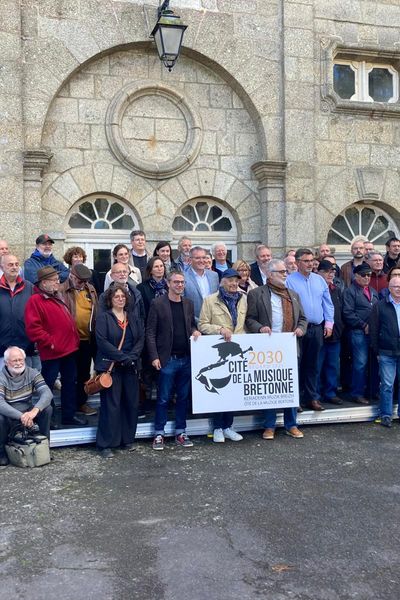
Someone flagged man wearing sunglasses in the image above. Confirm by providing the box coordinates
[343,263,379,405]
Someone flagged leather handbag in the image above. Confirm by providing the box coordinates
[84,313,127,395]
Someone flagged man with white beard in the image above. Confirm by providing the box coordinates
[0,346,52,466]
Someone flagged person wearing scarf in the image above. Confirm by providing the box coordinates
[198,268,248,443]
[246,259,307,440]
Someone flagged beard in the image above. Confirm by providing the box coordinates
[7,365,25,376]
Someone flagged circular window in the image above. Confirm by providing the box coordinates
[106,81,202,179]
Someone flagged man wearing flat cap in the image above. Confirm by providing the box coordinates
[25,266,86,427]
[60,264,99,417]
[343,262,379,405]
[24,234,69,285]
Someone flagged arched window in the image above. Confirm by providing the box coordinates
[172,198,237,259]
[327,204,399,249]
[67,195,136,231]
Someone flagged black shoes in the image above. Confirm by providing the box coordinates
[99,448,114,459]
[61,415,88,428]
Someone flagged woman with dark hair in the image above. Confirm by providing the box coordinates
[136,257,168,318]
[95,283,144,458]
[153,241,177,273]
[63,245,102,294]
[104,244,141,290]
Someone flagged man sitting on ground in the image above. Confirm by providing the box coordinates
[0,346,52,466]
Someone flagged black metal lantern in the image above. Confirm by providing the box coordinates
[151,1,187,72]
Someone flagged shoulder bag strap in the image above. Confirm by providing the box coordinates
[107,311,128,374]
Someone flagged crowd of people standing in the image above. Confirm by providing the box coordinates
[0,231,399,464]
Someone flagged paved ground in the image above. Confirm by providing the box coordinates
[1,422,400,600]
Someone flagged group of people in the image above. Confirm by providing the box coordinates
[0,230,399,464]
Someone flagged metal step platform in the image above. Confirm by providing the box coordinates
[49,399,383,447]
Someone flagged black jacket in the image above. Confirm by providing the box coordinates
[343,283,379,330]
[370,296,400,356]
[98,281,145,324]
[94,310,144,372]
[146,295,197,368]
[327,285,344,343]
[0,277,35,355]
[136,280,157,319]
[250,262,263,287]
[212,258,232,281]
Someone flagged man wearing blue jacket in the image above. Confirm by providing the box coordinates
[23,234,69,284]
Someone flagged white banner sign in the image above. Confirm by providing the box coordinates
[191,333,299,414]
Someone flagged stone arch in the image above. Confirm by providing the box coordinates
[36,40,268,159]
[314,167,400,246]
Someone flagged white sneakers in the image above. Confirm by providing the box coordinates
[213,427,243,443]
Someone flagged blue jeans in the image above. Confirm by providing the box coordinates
[350,330,369,397]
[318,341,340,400]
[154,356,191,435]
[213,412,234,430]
[378,354,400,419]
[263,408,297,430]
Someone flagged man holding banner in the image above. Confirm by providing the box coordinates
[246,259,307,440]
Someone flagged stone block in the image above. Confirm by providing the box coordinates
[0,32,20,61]
[328,118,356,143]
[78,99,108,124]
[201,131,217,155]
[183,83,210,109]
[69,74,95,99]
[0,0,21,34]
[285,3,313,28]
[155,119,187,143]
[194,155,220,170]
[47,98,79,124]
[37,0,80,19]
[65,124,91,149]
[369,144,392,167]
[94,76,124,100]
[227,179,253,209]
[200,108,226,132]
[83,150,119,166]
[354,121,393,145]
[286,175,314,203]
[285,201,315,246]
[82,56,110,75]
[134,191,157,219]
[52,172,82,204]
[315,141,346,166]
[158,178,188,209]
[217,131,235,155]
[38,17,101,64]
[285,56,315,83]
[285,110,314,162]
[51,149,84,173]
[234,133,260,157]
[198,169,216,197]
[0,177,23,211]
[220,156,253,180]
[314,0,362,21]
[111,166,134,200]
[109,51,149,79]
[217,0,257,11]
[93,163,114,192]
[42,188,72,216]
[178,169,202,199]
[126,177,155,208]
[90,125,109,150]
[71,165,97,197]
[209,85,233,109]
[346,143,371,166]
[285,81,314,110]
[284,28,314,58]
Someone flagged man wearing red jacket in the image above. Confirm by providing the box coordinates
[25,266,86,427]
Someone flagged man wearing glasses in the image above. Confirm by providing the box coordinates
[246,259,307,439]
[25,266,84,427]
[370,277,400,427]
[286,248,334,411]
[343,263,379,405]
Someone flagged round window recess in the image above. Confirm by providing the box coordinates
[106,81,203,179]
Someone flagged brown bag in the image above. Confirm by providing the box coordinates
[84,313,127,395]
[84,371,113,395]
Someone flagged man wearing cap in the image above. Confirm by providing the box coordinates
[246,259,307,439]
[24,234,69,285]
[316,260,345,405]
[343,263,379,404]
[59,264,99,417]
[25,266,85,427]
[198,268,247,443]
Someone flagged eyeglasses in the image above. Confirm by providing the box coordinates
[358,273,371,277]
[171,280,185,285]
[271,269,288,275]
[390,286,400,290]
[299,259,313,263]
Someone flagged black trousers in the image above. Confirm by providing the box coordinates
[0,401,52,457]
[299,323,324,404]
[75,338,97,409]
[96,367,139,450]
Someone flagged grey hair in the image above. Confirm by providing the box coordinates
[211,242,227,255]
[266,258,285,275]
[366,251,383,260]
[4,346,26,363]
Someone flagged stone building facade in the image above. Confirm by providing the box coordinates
[1,0,400,271]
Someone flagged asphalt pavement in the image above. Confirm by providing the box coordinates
[1,422,400,600]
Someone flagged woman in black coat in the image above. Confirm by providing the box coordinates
[95,284,144,458]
